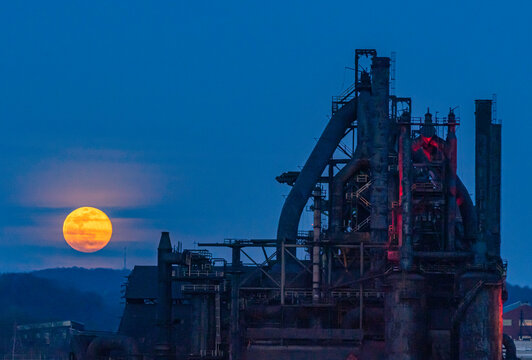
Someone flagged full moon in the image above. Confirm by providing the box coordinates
[63,207,113,253]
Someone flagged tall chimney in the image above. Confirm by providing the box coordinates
[489,121,502,257]
[445,109,458,251]
[369,57,390,271]
[475,100,501,261]
[156,232,172,359]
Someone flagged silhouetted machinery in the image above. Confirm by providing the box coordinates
[101,50,508,360]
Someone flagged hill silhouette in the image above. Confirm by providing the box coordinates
[506,283,532,305]
[32,266,129,322]
[0,267,529,353]
[0,267,129,348]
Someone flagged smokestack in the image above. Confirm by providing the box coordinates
[489,121,502,257]
[445,109,458,251]
[156,232,172,359]
[475,100,501,261]
[369,57,390,270]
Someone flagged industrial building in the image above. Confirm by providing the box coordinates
[77,49,509,360]
[504,302,532,340]
[14,321,84,359]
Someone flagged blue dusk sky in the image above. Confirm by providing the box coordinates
[0,1,531,285]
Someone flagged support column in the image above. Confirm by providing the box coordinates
[359,242,364,330]
[281,241,285,305]
[230,246,241,360]
[312,186,322,304]
[399,111,413,270]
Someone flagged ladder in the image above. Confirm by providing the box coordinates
[354,216,371,232]
[355,180,372,208]
[215,292,221,356]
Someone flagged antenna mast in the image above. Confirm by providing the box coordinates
[123,247,127,270]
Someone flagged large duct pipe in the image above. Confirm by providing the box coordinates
[276,98,357,254]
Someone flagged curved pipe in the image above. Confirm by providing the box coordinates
[86,335,140,359]
[277,98,356,246]
[330,158,369,233]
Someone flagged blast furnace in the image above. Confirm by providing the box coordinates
[109,49,508,360]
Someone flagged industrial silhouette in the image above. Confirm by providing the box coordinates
[31,49,508,360]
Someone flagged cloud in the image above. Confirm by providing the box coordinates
[11,149,174,208]
[0,146,185,271]
[0,207,162,247]
[0,204,235,272]
[0,218,163,272]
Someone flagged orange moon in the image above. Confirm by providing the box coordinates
[63,207,113,253]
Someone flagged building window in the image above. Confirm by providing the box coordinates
[520,320,532,326]
[503,319,512,326]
